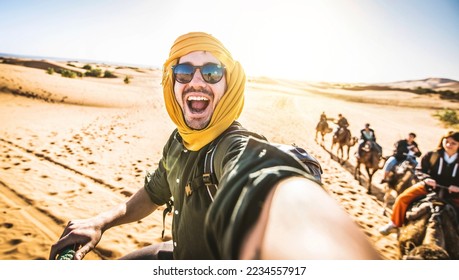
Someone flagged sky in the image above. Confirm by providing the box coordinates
[0,0,458,83]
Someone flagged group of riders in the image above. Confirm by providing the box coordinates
[316,112,459,258]
[316,111,382,159]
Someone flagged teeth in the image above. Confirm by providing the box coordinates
[187,96,209,101]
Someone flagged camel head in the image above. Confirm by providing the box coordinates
[350,136,358,146]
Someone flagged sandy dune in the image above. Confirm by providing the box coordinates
[0,59,456,260]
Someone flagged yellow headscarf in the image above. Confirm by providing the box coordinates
[162,32,245,151]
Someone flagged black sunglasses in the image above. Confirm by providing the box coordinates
[172,63,225,84]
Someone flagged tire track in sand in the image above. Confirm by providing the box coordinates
[0,137,133,197]
[0,136,155,259]
[0,179,103,260]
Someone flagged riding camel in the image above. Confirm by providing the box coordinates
[354,140,383,194]
[315,120,332,146]
[398,188,459,259]
[331,127,357,164]
[381,157,419,215]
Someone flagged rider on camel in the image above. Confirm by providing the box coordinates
[316,112,328,129]
[379,130,459,235]
[356,123,382,159]
[316,112,331,130]
[380,132,422,183]
[319,112,327,122]
[315,112,333,142]
[333,113,349,139]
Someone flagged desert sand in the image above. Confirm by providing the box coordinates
[1,58,457,260]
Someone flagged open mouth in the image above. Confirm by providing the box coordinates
[187,95,210,114]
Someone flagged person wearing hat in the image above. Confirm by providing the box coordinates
[49,32,380,260]
[379,131,459,235]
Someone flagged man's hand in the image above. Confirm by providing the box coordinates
[424,178,436,188]
[448,185,459,193]
[49,218,103,260]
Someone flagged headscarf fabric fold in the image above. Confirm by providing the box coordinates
[162,32,245,151]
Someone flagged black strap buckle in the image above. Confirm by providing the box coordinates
[203,173,213,187]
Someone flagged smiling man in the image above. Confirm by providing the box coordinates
[50,32,380,260]
[172,51,226,130]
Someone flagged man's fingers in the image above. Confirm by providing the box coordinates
[58,221,74,239]
[74,244,92,260]
[49,241,72,260]
[49,244,58,260]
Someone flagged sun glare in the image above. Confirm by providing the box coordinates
[1,0,458,83]
[228,1,369,82]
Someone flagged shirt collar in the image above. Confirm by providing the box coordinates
[444,152,458,164]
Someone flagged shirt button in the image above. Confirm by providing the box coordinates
[174,210,179,215]
[183,149,188,153]
[176,178,180,183]
[174,242,177,247]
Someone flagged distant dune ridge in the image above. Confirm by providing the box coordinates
[1,58,84,76]
[378,77,459,92]
[0,57,458,260]
[2,55,458,97]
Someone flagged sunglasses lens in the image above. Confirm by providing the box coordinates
[173,64,194,83]
[173,63,224,84]
[201,64,224,84]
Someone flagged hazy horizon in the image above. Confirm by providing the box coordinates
[3,51,459,86]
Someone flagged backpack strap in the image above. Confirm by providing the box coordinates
[161,199,173,240]
[180,123,266,200]
[204,127,266,183]
[201,124,267,200]
[185,122,323,203]
[417,151,441,186]
[148,167,174,240]
[145,167,174,240]
[201,124,323,199]
[273,143,323,181]
[429,151,440,168]
[158,125,264,239]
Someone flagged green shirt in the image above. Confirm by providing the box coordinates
[144,127,246,259]
[145,124,319,259]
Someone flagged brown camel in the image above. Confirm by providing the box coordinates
[315,120,332,146]
[331,127,357,164]
[398,189,459,260]
[355,140,383,194]
[381,158,419,214]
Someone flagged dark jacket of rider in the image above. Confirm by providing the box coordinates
[416,150,459,201]
[360,128,376,142]
[393,139,422,162]
[320,113,327,122]
[337,117,349,128]
[390,149,459,227]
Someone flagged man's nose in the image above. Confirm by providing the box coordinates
[189,69,205,84]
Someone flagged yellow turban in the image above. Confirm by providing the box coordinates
[162,32,245,151]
